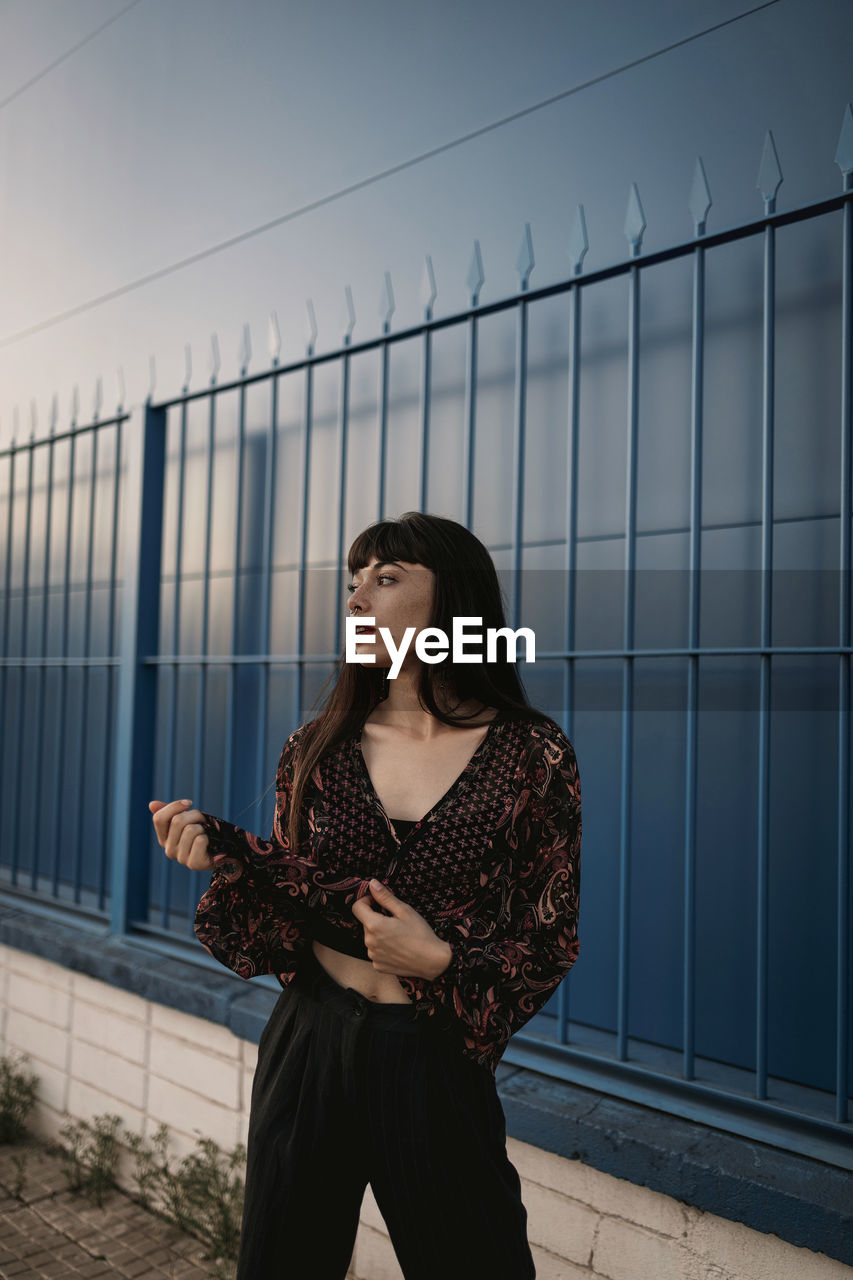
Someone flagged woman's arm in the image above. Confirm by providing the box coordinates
[397,726,582,1062]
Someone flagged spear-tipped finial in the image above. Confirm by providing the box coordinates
[835,102,853,191]
[239,322,251,376]
[380,271,395,335]
[421,255,437,322]
[624,183,646,257]
[516,222,534,292]
[29,399,37,441]
[92,375,103,421]
[467,240,484,308]
[49,392,59,435]
[147,355,156,405]
[757,130,783,212]
[182,345,192,394]
[568,204,588,276]
[342,286,356,347]
[116,365,125,412]
[209,333,221,386]
[71,384,80,425]
[306,299,318,357]
[268,310,282,366]
[689,157,712,236]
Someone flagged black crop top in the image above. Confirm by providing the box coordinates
[309,817,418,960]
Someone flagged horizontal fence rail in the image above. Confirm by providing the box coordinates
[1,112,852,1168]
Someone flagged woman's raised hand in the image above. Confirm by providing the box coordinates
[148,799,214,871]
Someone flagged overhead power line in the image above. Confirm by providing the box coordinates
[0,0,784,350]
[0,0,146,113]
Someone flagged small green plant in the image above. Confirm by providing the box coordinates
[0,1050,39,1143]
[56,1113,123,1206]
[124,1121,246,1272]
[52,1109,245,1276]
[9,1149,29,1197]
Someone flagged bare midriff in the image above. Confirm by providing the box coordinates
[310,938,413,1003]
[309,701,499,1004]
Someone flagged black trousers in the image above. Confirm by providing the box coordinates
[236,944,537,1280]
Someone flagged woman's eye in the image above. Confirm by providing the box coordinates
[346,574,395,593]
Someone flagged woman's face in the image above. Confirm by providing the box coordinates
[346,557,436,669]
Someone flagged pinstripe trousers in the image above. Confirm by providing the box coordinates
[235,943,536,1280]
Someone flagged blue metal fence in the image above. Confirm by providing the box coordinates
[1,397,128,918]
[2,110,852,1167]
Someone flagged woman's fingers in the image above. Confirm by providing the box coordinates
[177,811,212,871]
[149,798,191,848]
[149,800,213,870]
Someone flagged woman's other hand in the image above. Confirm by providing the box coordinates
[148,799,213,871]
[351,880,453,980]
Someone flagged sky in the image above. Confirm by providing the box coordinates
[0,0,850,442]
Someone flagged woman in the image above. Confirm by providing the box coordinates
[149,511,582,1280]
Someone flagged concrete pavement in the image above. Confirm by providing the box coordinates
[0,1137,220,1279]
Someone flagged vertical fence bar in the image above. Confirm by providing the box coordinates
[837,172,852,1124]
[556,277,582,1046]
[564,280,582,716]
[684,235,706,1080]
[98,418,123,913]
[618,257,640,1061]
[50,425,76,898]
[10,431,35,884]
[509,291,529,646]
[162,401,185,929]
[109,401,166,935]
[32,429,57,896]
[419,264,437,515]
[0,441,17,857]
[377,330,390,521]
[71,425,99,903]
[251,370,278,835]
[463,316,479,530]
[419,325,432,513]
[190,391,217,913]
[755,206,776,1102]
[333,346,352,660]
[223,381,248,829]
[297,356,314,722]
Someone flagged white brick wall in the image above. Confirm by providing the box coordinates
[0,942,848,1280]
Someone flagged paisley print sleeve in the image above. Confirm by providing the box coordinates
[193,728,312,978]
[398,724,582,1069]
[195,728,314,892]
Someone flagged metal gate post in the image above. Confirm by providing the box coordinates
[109,399,166,937]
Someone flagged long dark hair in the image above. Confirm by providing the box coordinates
[280,511,552,854]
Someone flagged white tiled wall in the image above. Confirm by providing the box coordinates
[0,943,847,1280]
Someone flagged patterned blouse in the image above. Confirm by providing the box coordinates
[193,709,582,1077]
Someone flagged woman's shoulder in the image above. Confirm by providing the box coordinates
[275,720,314,774]
[278,717,345,770]
[283,717,321,747]
[503,710,576,755]
[498,712,579,795]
